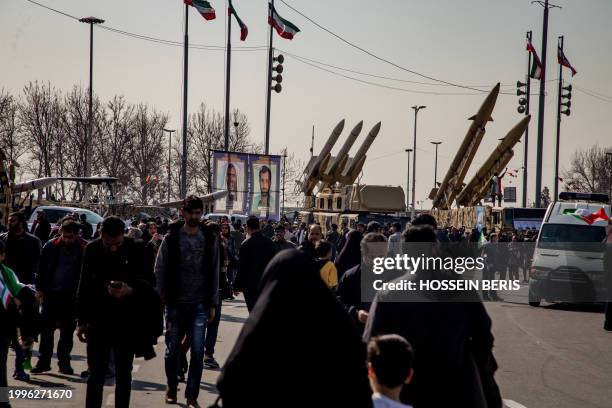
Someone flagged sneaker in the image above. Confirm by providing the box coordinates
[58,364,74,375]
[30,364,52,374]
[203,356,220,369]
[80,370,89,378]
[186,398,201,408]
[165,387,177,404]
[13,371,30,381]
[604,321,612,332]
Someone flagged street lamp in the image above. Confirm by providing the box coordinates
[430,141,442,188]
[411,105,426,218]
[79,16,105,202]
[405,148,413,212]
[163,128,176,202]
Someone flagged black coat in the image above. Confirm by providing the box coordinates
[364,288,502,408]
[36,236,87,294]
[76,236,159,352]
[0,231,41,285]
[217,250,372,408]
[336,264,370,332]
[234,231,276,301]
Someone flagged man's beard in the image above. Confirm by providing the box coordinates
[187,218,200,227]
[261,192,269,199]
[8,224,21,234]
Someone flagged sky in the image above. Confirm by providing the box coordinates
[1,0,611,208]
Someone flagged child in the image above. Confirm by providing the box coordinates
[315,240,338,290]
[1,240,26,407]
[367,334,414,408]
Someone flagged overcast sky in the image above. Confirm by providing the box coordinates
[2,0,611,207]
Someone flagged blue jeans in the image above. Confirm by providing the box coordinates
[164,303,209,400]
[204,301,221,356]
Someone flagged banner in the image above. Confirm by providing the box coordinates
[212,151,282,219]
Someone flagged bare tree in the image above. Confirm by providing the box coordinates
[563,145,612,194]
[281,148,306,208]
[18,82,63,196]
[0,89,26,166]
[129,104,168,204]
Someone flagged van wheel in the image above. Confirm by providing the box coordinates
[529,301,541,307]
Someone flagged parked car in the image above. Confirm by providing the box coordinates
[27,205,104,233]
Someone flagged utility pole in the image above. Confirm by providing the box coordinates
[522,31,533,207]
[554,35,564,200]
[310,125,314,157]
[164,129,175,202]
[223,3,232,152]
[411,105,426,219]
[282,148,287,215]
[264,0,275,155]
[533,0,561,208]
[430,141,442,188]
[181,4,189,198]
[405,148,412,213]
[79,16,104,202]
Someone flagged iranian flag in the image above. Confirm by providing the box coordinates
[229,0,248,41]
[566,207,610,225]
[1,280,11,309]
[184,0,216,21]
[268,3,300,40]
[526,40,543,80]
[558,46,577,77]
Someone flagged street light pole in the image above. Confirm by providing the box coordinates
[430,141,442,189]
[405,148,412,213]
[411,105,426,219]
[163,128,175,202]
[79,16,104,202]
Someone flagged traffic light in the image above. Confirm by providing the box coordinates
[561,84,572,116]
[516,80,528,114]
[271,54,284,93]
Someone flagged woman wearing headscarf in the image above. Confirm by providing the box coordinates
[335,229,363,280]
[216,249,372,408]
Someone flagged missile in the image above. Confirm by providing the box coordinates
[301,119,345,195]
[320,120,363,184]
[160,190,229,208]
[456,115,531,207]
[13,177,58,195]
[338,122,381,185]
[431,83,500,209]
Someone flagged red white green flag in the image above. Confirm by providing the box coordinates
[526,40,543,80]
[184,0,216,21]
[565,207,610,225]
[228,0,248,41]
[268,3,300,40]
[558,46,577,77]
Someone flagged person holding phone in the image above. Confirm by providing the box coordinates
[76,216,156,408]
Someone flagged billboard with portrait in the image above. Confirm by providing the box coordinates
[212,151,282,219]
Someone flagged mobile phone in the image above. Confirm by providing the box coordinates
[109,281,123,289]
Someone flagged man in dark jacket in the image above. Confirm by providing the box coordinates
[31,218,86,375]
[272,224,296,253]
[298,224,322,260]
[154,196,219,408]
[76,216,156,408]
[234,216,276,312]
[79,213,94,240]
[32,211,51,243]
[0,211,41,381]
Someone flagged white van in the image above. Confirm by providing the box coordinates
[528,192,610,306]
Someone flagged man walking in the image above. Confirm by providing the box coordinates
[234,216,276,312]
[272,224,296,253]
[0,211,41,381]
[32,218,86,375]
[76,216,156,408]
[155,196,220,408]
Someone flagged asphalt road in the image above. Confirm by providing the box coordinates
[6,286,612,408]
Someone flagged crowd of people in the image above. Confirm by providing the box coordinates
[2,199,611,408]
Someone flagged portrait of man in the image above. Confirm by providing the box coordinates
[250,162,278,217]
[214,155,245,213]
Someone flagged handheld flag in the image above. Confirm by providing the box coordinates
[526,40,543,80]
[564,207,609,225]
[268,3,300,40]
[558,46,577,77]
[184,0,216,21]
[229,0,248,41]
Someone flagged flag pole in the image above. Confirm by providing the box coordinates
[554,35,564,200]
[181,4,189,198]
[522,30,532,208]
[264,0,274,155]
[224,1,232,152]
